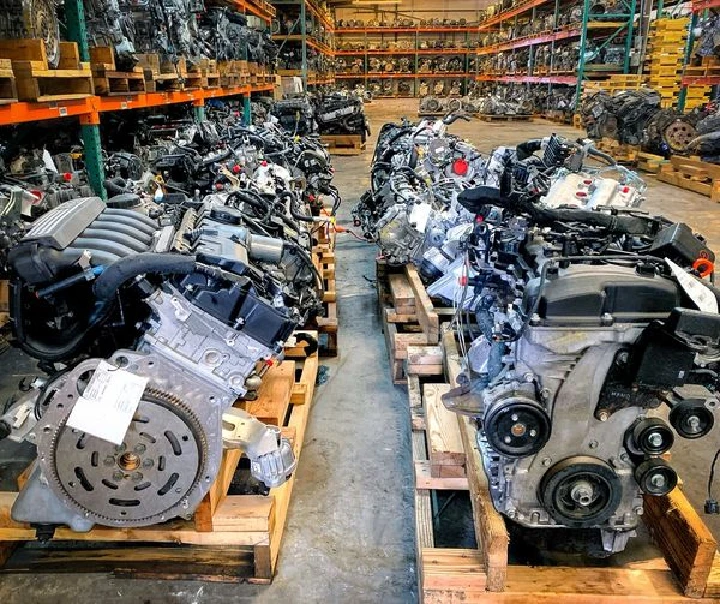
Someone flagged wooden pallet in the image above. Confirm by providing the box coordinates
[657,156,720,202]
[136,54,186,92]
[0,58,16,104]
[186,59,221,90]
[0,40,92,102]
[479,113,533,122]
[412,330,720,603]
[89,47,144,96]
[377,261,441,384]
[637,151,667,174]
[311,245,338,358]
[597,137,640,164]
[319,134,366,156]
[0,334,319,583]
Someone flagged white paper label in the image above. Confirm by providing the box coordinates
[66,361,148,445]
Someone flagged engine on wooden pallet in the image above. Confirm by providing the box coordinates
[439,164,719,555]
[581,89,662,145]
[0,123,340,537]
[364,121,720,554]
[0,0,61,67]
[581,90,702,154]
[314,93,370,141]
[353,112,484,264]
[270,97,317,136]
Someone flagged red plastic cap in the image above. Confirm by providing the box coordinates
[583,179,593,185]
[693,258,715,278]
[215,183,223,191]
[261,160,268,167]
[575,191,588,198]
[453,158,469,176]
[63,172,73,182]
[622,186,630,193]
[232,164,241,174]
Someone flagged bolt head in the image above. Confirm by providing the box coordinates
[648,432,663,447]
[651,474,667,488]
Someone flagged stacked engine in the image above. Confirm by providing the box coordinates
[356,114,720,555]
[0,102,339,534]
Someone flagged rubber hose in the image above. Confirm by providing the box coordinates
[94,253,197,302]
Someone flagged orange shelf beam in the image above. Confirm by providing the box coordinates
[479,0,549,31]
[0,97,95,125]
[305,0,334,32]
[0,83,273,126]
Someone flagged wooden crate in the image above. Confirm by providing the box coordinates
[411,330,720,603]
[320,134,366,156]
[186,59,221,90]
[89,47,144,96]
[0,40,92,102]
[657,156,720,202]
[0,335,319,583]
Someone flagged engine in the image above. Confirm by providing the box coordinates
[442,202,718,553]
[2,104,337,533]
[353,113,484,265]
[358,117,720,555]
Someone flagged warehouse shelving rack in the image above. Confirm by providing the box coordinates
[334,25,477,97]
[271,0,336,90]
[471,0,638,110]
[8,0,277,199]
[678,0,720,110]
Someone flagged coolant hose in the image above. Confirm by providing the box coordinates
[93,253,198,302]
[279,190,315,223]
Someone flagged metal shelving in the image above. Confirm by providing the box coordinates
[271,0,335,89]
[334,25,475,96]
[469,0,637,110]
[2,0,277,197]
[677,0,720,108]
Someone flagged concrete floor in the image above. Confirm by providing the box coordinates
[3,99,720,602]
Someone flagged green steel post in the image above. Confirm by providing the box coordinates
[67,0,106,199]
[193,105,206,122]
[82,124,107,200]
[528,6,536,76]
[574,0,591,109]
[300,0,307,91]
[243,95,252,125]
[678,13,697,111]
[623,0,636,73]
[65,0,90,61]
